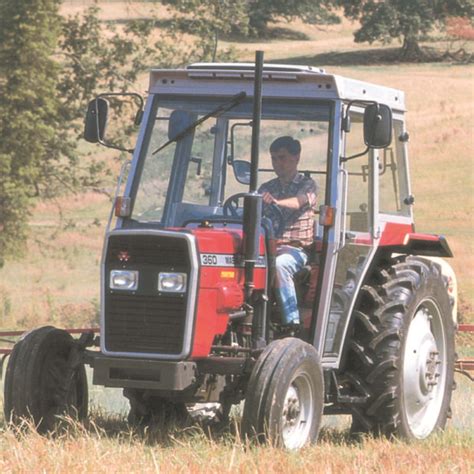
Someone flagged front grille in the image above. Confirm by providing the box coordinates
[103,232,192,355]
[105,294,185,354]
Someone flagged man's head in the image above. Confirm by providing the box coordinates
[269,136,301,183]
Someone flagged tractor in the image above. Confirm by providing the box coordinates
[3,52,456,449]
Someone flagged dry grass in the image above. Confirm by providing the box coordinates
[0,427,472,473]
[0,379,472,474]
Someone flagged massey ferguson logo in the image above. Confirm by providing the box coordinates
[117,250,130,262]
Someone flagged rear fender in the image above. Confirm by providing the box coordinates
[383,232,453,258]
[376,231,457,323]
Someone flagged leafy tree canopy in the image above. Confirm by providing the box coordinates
[0,2,193,264]
[0,0,65,261]
[339,0,474,59]
[247,0,340,35]
[162,0,339,38]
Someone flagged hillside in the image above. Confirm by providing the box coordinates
[0,2,472,330]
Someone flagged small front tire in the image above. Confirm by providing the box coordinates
[242,337,324,449]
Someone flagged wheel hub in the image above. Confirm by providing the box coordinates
[283,386,301,425]
[417,331,439,396]
[281,373,314,450]
[403,301,447,438]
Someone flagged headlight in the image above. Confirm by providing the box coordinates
[110,270,138,291]
[158,272,187,293]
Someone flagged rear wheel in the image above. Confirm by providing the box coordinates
[345,256,455,439]
[242,338,324,449]
[4,326,88,433]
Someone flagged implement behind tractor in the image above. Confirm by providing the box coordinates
[2,52,467,448]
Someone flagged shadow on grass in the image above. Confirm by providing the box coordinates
[223,26,310,44]
[271,47,405,67]
[79,411,362,448]
[102,17,310,43]
[1,408,365,448]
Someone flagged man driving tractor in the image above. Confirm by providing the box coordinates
[259,136,318,329]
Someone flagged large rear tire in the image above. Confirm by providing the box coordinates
[345,256,455,439]
[4,326,88,433]
[242,338,324,449]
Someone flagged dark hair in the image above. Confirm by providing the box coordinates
[269,136,301,155]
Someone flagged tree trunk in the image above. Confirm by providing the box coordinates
[400,36,424,61]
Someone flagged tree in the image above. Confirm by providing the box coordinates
[340,0,474,60]
[161,0,249,59]
[0,0,67,262]
[0,2,186,264]
[163,0,339,39]
[247,0,339,36]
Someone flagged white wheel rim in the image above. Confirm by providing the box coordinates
[403,299,447,438]
[281,371,314,449]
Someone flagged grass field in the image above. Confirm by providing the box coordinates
[0,372,472,472]
[1,2,473,471]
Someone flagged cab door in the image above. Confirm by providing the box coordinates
[313,107,379,368]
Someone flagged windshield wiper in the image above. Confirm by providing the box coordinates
[152,91,247,155]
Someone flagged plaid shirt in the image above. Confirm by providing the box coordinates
[259,173,318,247]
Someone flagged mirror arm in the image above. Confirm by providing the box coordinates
[341,146,369,163]
[97,138,134,154]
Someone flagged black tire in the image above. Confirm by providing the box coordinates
[345,256,455,439]
[242,337,324,449]
[4,326,88,433]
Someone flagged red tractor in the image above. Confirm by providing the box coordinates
[4,53,456,448]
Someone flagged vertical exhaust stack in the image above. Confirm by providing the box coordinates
[242,51,267,348]
[242,51,264,302]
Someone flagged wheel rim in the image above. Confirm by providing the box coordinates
[281,371,314,449]
[403,299,447,438]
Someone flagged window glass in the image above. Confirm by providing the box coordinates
[379,119,411,216]
[132,104,176,222]
[344,114,370,233]
[227,119,329,203]
[181,121,216,205]
[132,96,331,224]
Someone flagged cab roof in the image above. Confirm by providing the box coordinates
[149,63,406,112]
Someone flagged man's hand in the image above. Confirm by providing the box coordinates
[262,191,276,205]
[262,192,312,210]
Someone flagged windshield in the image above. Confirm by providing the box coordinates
[131,95,331,226]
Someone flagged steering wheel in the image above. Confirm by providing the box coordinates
[222,193,285,237]
[223,192,248,218]
[262,202,285,238]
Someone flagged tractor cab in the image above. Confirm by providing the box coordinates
[85,61,415,366]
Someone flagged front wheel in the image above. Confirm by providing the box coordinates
[4,326,88,433]
[242,338,324,449]
[345,256,455,439]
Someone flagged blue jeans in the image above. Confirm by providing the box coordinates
[274,245,308,325]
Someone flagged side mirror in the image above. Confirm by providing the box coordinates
[233,160,251,185]
[363,104,392,148]
[168,110,195,141]
[84,98,109,143]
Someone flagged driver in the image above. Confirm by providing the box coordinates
[258,136,318,330]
